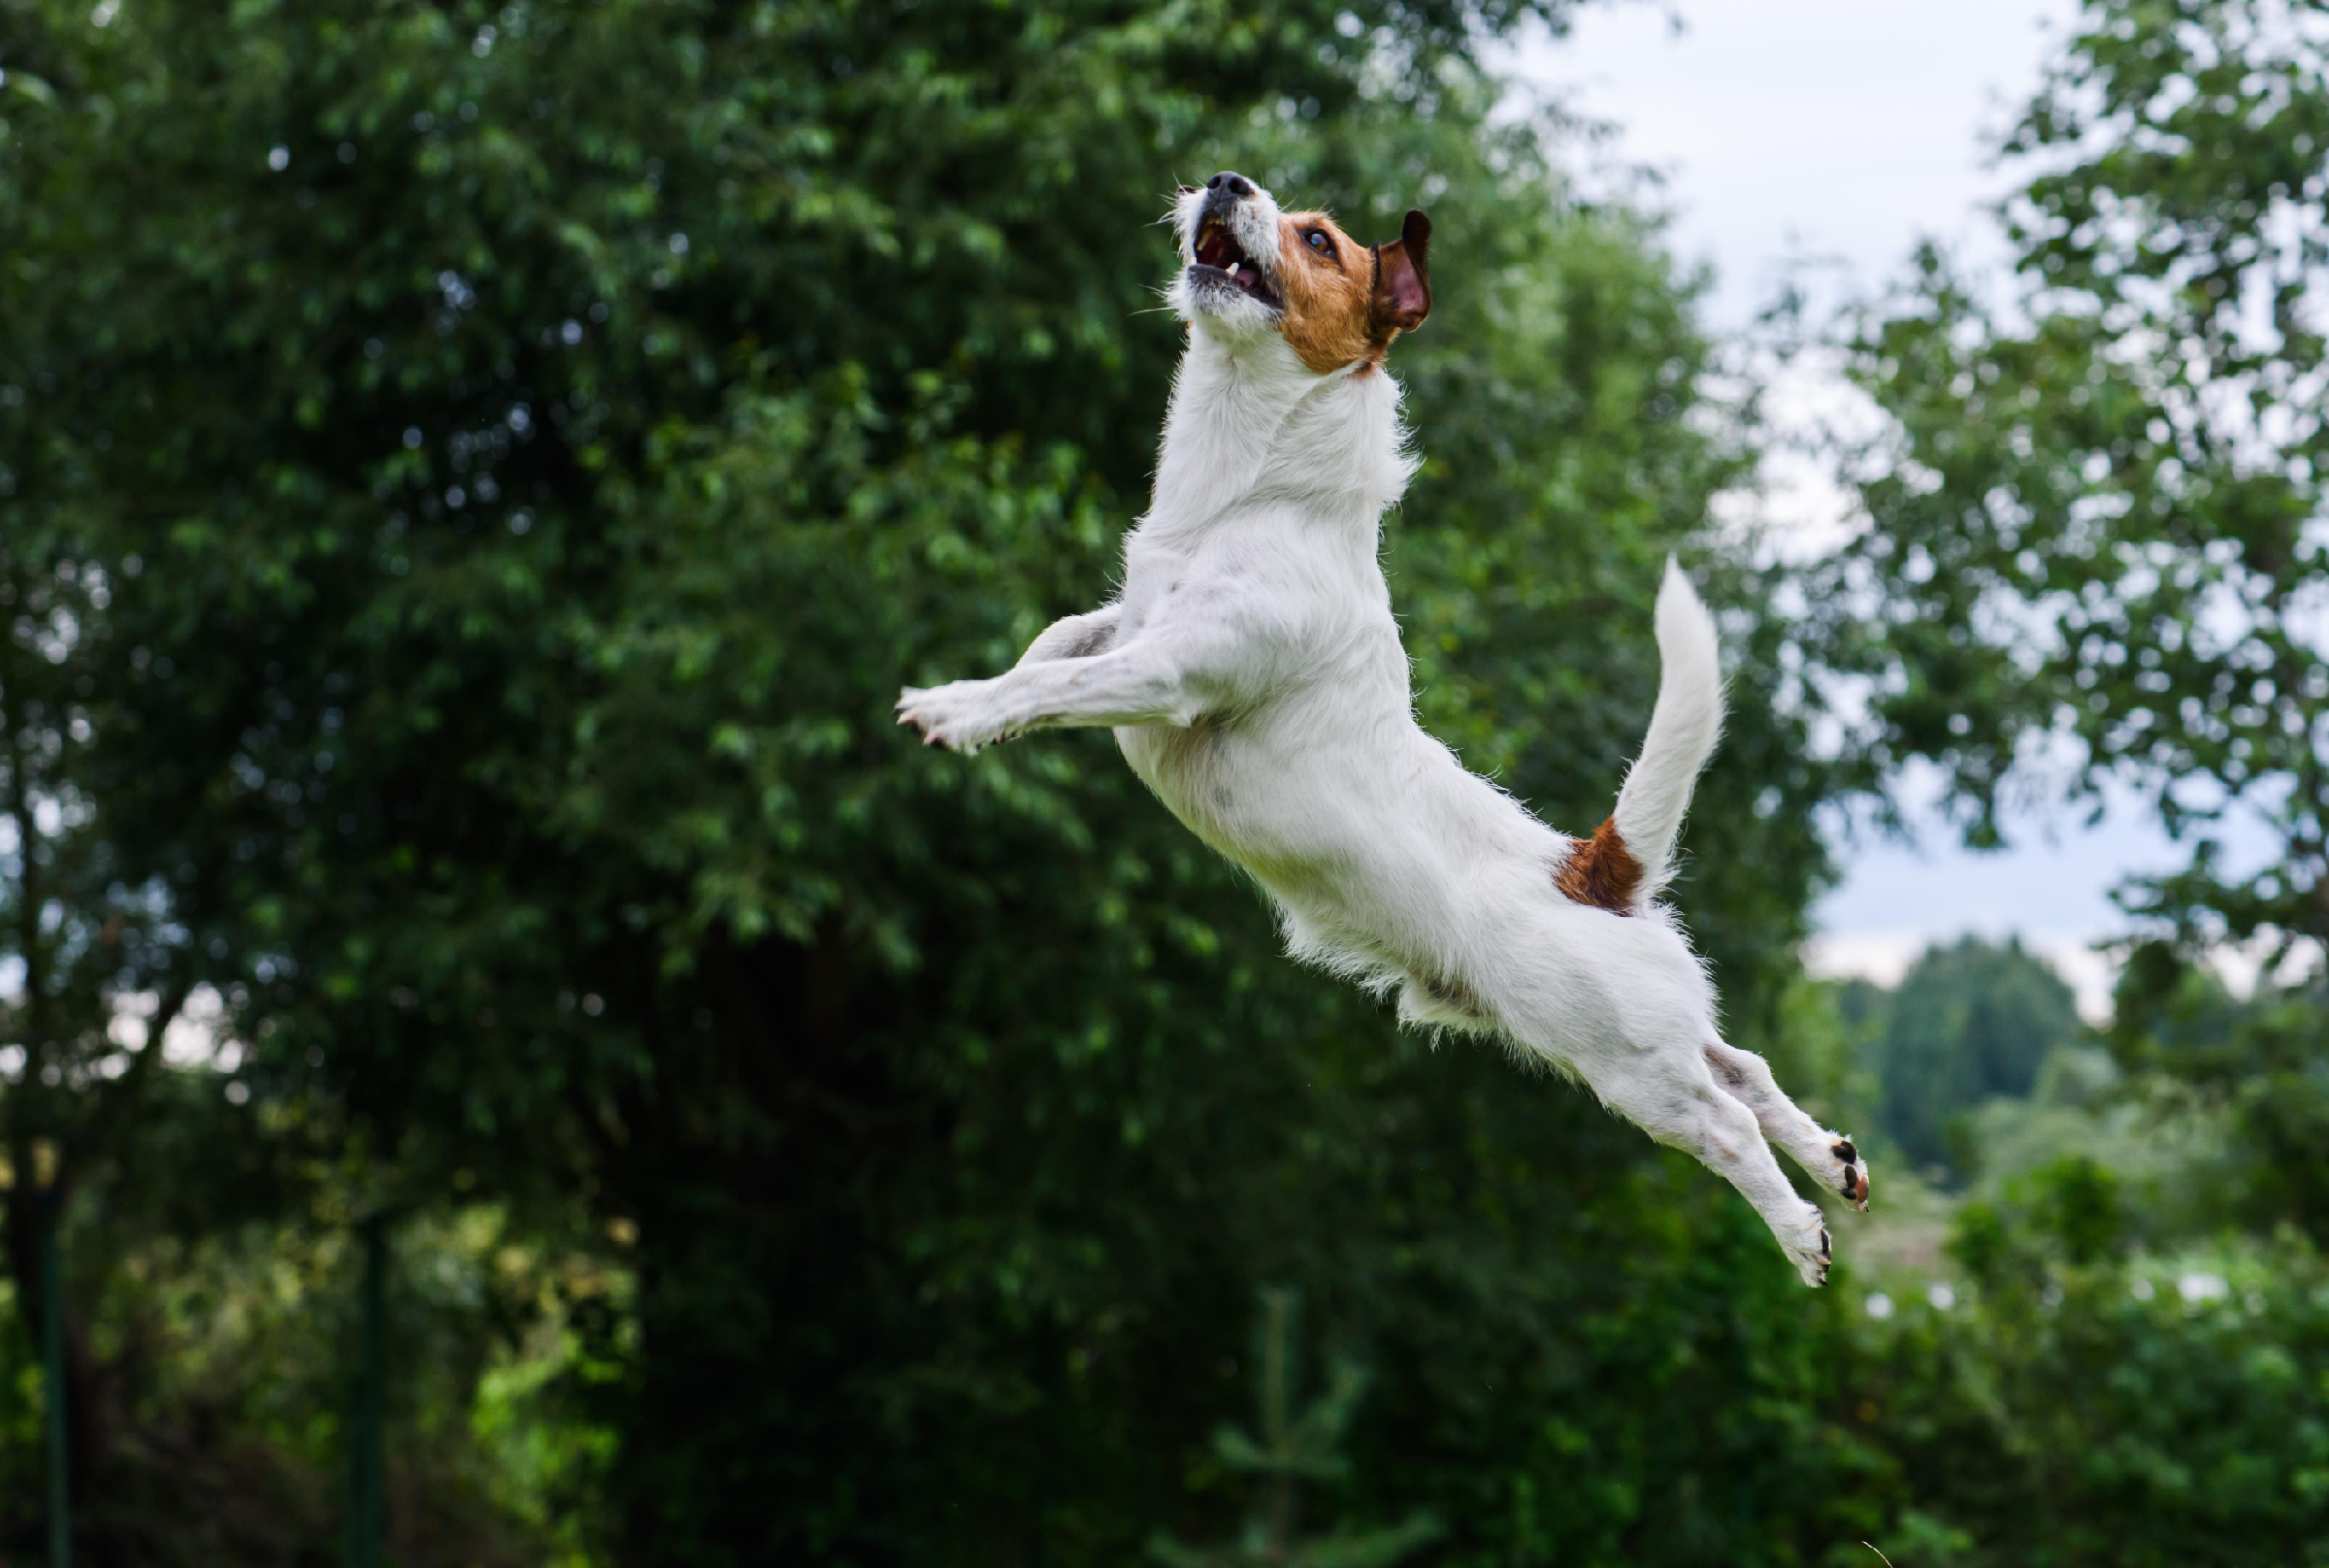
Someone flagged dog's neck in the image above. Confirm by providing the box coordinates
[1145,329,1415,534]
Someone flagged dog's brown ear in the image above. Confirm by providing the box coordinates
[1371,209,1432,335]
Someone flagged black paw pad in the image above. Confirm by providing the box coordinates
[1833,1139,1856,1163]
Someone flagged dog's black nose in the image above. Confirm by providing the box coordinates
[1206,171,1255,198]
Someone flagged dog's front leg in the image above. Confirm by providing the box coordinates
[1013,604,1122,669]
[898,631,1212,752]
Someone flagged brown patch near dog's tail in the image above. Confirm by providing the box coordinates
[1554,816,1644,915]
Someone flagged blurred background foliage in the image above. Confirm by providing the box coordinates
[0,0,2327,1562]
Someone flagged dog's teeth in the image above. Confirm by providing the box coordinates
[1226,262,1239,278]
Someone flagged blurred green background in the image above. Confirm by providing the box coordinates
[3,0,2328,1561]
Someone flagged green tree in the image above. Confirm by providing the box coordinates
[1838,1196,2329,1568]
[1150,1288,1440,1568]
[1,0,1864,1560]
[1870,937,2084,1177]
[1826,0,2329,1228]
[0,501,309,1552]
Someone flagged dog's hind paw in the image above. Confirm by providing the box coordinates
[1786,1206,1832,1289]
[1832,1137,1871,1212]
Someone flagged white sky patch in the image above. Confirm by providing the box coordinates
[159,985,237,1070]
[2202,929,2328,1001]
[1501,0,2080,330]
[1,983,240,1073]
[1708,345,1896,564]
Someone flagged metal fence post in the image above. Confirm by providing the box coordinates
[35,1139,68,1568]
[344,1211,386,1568]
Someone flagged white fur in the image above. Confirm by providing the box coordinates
[898,177,1865,1284]
[1615,561,1725,903]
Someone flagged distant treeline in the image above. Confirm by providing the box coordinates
[1843,936,2087,1179]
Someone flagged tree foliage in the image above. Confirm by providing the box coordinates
[1829,0,2329,948]
[0,0,1870,1560]
[1829,0,2329,1243]
[1863,937,2085,1177]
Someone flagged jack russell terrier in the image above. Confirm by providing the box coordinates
[898,171,1866,1284]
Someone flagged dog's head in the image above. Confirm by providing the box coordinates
[1168,172,1431,374]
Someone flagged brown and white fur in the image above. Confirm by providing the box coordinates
[897,172,1867,1285]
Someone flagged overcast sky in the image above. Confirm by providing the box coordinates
[1500,0,2191,1014]
[1510,0,2077,327]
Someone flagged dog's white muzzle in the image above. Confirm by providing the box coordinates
[1169,172,1284,330]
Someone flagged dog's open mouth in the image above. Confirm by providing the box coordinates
[1192,214,1282,309]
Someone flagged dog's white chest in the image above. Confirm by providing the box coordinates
[1109,514,1413,886]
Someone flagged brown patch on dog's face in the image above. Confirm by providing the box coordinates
[1271,208,1432,374]
[1553,815,1643,915]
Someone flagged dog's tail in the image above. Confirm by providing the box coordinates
[1614,558,1723,899]
[1558,559,1723,914]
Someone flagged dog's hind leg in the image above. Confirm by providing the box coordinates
[1703,1040,1870,1211]
[1571,1052,1834,1287]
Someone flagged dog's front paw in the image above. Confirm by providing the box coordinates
[896,680,1014,754]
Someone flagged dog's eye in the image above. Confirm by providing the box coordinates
[1304,229,1332,255]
